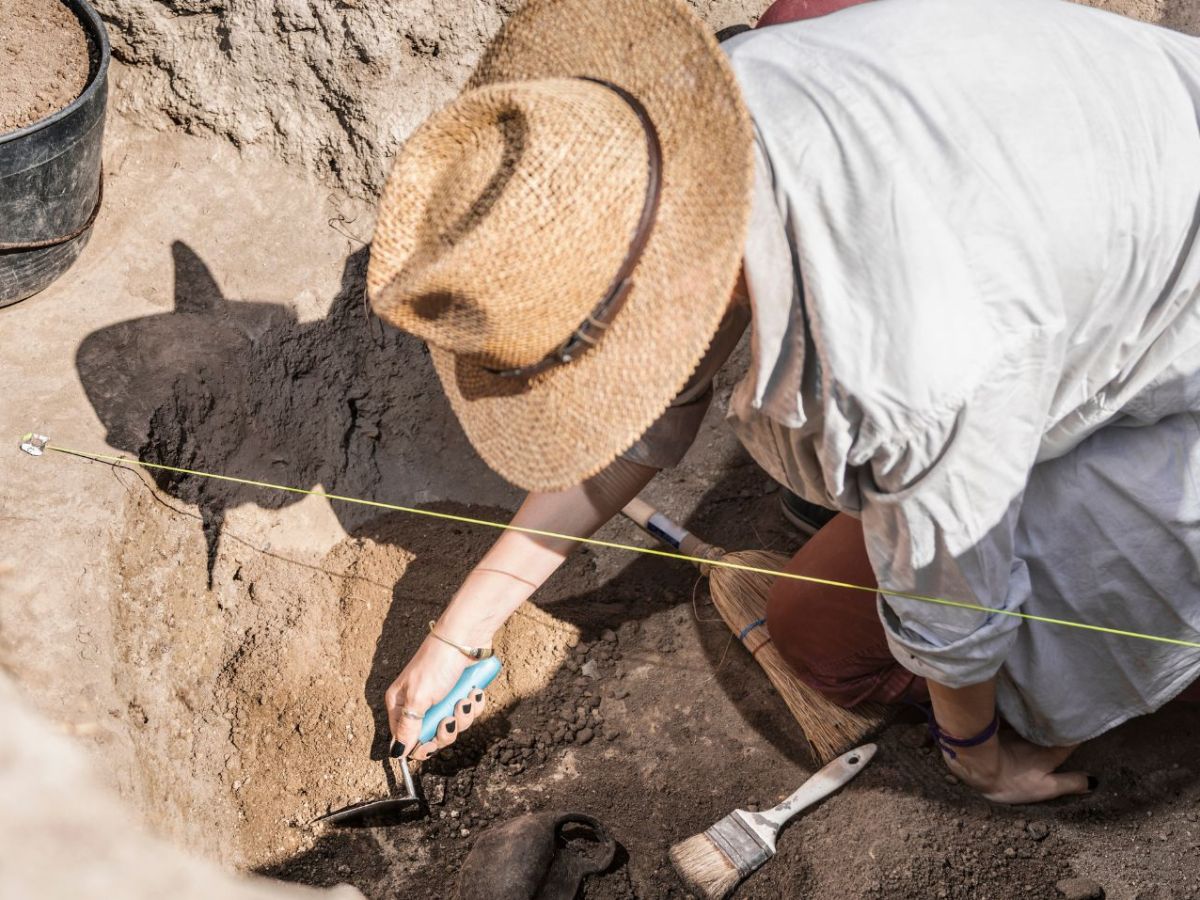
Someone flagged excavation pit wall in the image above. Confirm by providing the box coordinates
[109,486,584,866]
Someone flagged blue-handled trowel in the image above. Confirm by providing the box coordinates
[315,656,502,826]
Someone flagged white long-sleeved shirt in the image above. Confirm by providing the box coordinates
[630,0,1200,746]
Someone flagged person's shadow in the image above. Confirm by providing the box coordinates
[76,240,515,587]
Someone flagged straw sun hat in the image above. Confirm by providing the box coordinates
[367,0,754,491]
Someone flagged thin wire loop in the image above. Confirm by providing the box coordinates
[39,441,1200,651]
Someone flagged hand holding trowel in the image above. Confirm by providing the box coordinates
[316,654,502,826]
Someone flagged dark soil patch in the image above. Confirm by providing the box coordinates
[0,0,91,134]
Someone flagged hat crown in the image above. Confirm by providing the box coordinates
[368,78,650,370]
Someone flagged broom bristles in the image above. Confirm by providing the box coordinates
[668,830,743,900]
[707,549,889,763]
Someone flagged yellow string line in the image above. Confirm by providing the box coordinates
[42,441,1200,651]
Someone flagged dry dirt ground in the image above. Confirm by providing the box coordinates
[4,12,1200,900]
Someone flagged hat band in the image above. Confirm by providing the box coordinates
[485,76,664,379]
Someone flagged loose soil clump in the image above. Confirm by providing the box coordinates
[0,0,91,134]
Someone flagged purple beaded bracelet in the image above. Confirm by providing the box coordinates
[929,710,1000,760]
[907,701,1001,760]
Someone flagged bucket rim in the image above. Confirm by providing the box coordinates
[0,0,111,147]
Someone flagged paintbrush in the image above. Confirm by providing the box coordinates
[669,743,876,899]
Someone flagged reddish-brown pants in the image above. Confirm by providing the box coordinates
[757,0,873,28]
[765,514,1200,707]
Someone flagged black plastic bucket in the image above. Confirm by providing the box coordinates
[0,0,110,308]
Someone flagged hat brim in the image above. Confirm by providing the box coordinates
[430,0,754,492]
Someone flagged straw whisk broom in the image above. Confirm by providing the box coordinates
[622,498,888,764]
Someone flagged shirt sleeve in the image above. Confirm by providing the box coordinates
[620,302,750,470]
[857,343,1056,688]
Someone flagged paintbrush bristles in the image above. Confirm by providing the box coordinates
[669,831,743,900]
[707,549,890,763]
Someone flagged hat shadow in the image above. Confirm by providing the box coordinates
[75,240,509,586]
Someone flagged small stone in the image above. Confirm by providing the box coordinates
[1056,877,1105,900]
[576,728,594,745]
[601,628,618,644]
[944,774,960,785]
[460,827,471,838]
[1004,847,1017,859]
[580,660,600,679]
[611,687,630,700]
[602,726,620,741]
[1027,822,1051,842]
[426,778,447,805]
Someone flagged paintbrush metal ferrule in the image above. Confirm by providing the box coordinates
[706,812,774,876]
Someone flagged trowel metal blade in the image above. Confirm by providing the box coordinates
[314,795,425,827]
[314,756,426,827]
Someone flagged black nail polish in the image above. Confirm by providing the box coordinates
[445,721,456,734]
[1086,775,1099,791]
[462,703,472,714]
[474,691,484,702]
[390,741,406,758]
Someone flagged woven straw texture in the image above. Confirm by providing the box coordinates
[367,0,754,491]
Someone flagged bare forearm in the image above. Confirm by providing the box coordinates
[436,457,658,645]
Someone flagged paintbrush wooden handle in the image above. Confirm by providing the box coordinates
[621,498,724,560]
[756,744,877,830]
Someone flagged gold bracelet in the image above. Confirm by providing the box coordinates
[428,621,495,661]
